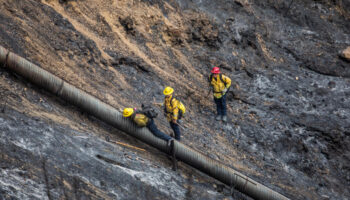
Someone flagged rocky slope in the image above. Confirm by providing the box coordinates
[0,0,349,199]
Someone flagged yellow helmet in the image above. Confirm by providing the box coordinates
[163,86,174,95]
[123,108,134,117]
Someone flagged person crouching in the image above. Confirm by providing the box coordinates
[123,107,173,144]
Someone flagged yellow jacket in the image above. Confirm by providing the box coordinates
[209,74,231,98]
[131,113,149,127]
[164,95,185,121]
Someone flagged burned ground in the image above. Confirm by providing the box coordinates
[0,0,349,199]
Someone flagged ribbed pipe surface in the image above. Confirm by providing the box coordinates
[0,45,289,200]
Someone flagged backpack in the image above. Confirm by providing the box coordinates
[209,74,227,87]
[169,96,186,115]
[209,74,230,93]
[141,104,158,118]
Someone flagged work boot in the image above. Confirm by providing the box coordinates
[216,115,221,121]
[222,115,227,122]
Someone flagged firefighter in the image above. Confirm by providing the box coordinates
[123,107,173,144]
[208,67,231,122]
[162,86,186,141]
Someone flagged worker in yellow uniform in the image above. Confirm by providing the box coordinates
[162,87,186,141]
[208,66,231,122]
[123,107,173,144]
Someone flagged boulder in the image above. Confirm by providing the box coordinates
[340,47,350,62]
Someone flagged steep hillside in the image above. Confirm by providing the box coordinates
[0,0,349,199]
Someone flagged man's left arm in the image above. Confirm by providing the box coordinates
[222,75,231,95]
[223,75,231,88]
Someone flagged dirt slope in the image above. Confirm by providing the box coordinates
[0,0,349,199]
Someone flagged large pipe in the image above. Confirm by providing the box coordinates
[0,45,289,200]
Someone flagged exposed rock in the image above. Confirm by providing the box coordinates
[340,46,350,62]
[119,16,136,36]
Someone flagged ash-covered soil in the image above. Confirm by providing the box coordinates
[0,0,349,199]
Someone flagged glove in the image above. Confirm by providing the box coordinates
[222,88,228,94]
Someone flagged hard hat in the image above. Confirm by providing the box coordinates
[163,86,174,95]
[123,108,134,117]
[211,66,220,74]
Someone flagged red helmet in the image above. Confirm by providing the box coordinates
[211,66,220,74]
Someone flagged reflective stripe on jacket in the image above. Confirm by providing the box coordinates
[210,74,231,99]
[132,113,149,127]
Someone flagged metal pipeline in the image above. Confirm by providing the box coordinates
[0,45,289,200]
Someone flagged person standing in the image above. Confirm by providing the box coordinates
[208,66,231,122]
[162,86,186,141]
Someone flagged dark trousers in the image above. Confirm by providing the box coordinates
[170,122,181,141]
[147,119,172,141]
[214,94,227,116]
[167,110,183,141]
